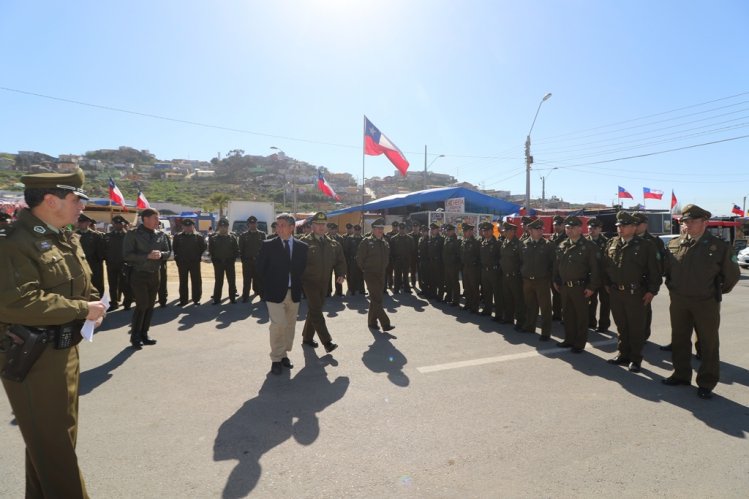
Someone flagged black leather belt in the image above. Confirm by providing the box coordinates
[483,265,498,271]
[25,321,84,349]
[504,272,519,278]
[611,283,641,291]
[564,280,587,287]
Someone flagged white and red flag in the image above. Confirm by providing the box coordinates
[109,177,126,207]
[317,171,340,201]
[364,115,410,176]
[643,187,663,200]
[137,190,150,210]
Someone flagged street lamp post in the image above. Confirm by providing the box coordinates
[540,167,558,210]
[525,92,552,212]
[423,145,445,191]
[271,146,296,214]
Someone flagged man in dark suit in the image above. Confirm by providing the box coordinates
[256,213,309,375]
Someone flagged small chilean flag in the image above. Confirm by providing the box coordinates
[618,186,633,199]
[670,190,677,210]
[109,177,126,207]
[732,204,745,216]
[643,187,663,200]
[136,190,150,210]
[317,171,340,201]
[364,116,410,176]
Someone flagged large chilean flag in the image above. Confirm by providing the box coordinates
[109,177,126,207]
[364,116,410,176]
[317,170,340,201]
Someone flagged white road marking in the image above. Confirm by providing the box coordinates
[417,338,618,373]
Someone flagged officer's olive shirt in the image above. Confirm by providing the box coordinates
[553,236,601,290]
[499,237,523,274]
[520,237,554,279]
[390,233,416,262]
[300,233,346,283]
[603,235,662,294]
[665,232,740,299]
[104,229,128,265]
[427,234,444,262]
[77,228,106,263]
[641,231,667,275]
[238,229,266,260]
[173,231,208,263]
[208,232,239,261]
[460,237,481,267]
[123,224,172,272]
[442,235,461,266]
[0,209,97,326]
[356,235,389,273]
[479,236,500,268]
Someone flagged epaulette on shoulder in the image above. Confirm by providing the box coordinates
[0,226,14,238]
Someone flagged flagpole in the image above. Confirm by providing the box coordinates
[361,115,366,217]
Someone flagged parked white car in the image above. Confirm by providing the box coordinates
[738,246,749,269]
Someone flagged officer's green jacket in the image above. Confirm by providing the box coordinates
[300,233,346,283]
[520,237,554,279]
[479,236,500,268]
[417,235,429,261]
[391,233,416,263]
[603,235,661,294]
[499,237,523,273]
[104,229,128,265]
[460,237,481,268]
[586,234,609,252]
[442,235,461,266]
[641,231,667,275]
[76,228,106,263]
[344,234,363,261]
[665,232,740,300]
[208,232,239,262]
[123,225,172,272]
[238,230,266,261]
[173,231,207,263]
[356,235,389,273]
[553,236,601,290]
[427,234,444,262]
[0,209,97,326]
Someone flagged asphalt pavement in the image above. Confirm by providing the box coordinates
[1,266,748,498]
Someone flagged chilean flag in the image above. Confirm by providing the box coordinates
[109,177,126,207]
[671,190,677,211]
[364,116,410,176]
[643,187,663,200]
[618,186,633,199]
[732,204,745,216]
[317,171,340,201]
[137,190,150,210]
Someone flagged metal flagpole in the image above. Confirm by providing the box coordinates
[362,115,366,222]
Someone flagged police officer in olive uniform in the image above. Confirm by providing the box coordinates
[417,226,430,294]
[479,222,502,320]
[550,215,567,320]
[553,216,601,353]
[173,218,207,306]
[300,212,346,352]
[633,212,667,339]
[345,224,365,294]
[158,230,172,307]
[519,216,532,242]
[499,222,525,330]
[104,215,131,310]
[384,222,398,291]
[459,223,482,313]
[239,215,266,302]
[586,217,611,332]
[427,223,445,300]
[391,222,417,293]
[76,213,106,297]
[602,212,661,372]
[123,208,172,349]
[442,224,462,306]
[661,204,740,399]
[409,221,421,289]
[0,168,105,498]
[520,218,555,340]
[325,223,345,297]
[209,218,239,304]
[356,218,395,331]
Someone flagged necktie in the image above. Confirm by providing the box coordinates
[284,239,291,259]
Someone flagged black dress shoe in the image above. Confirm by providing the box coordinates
[556,341,573,348]
[302,339,319,348]
[628,361,641,373]
[230,298,237,304]
[178,301,188,307]
[659,343,672,351]
[142,338,157,346]
[193,300,201,306]
[697,387,713,399]
[368,324,380,330]
[513,324,524,332]
[571,347,584,354]
[241,296,249,303]
[131,341,143,350]
[270,362,282,375]
[607,356,630,365]
[662,376,690,386]
[123,304,131,311]
[160,302,167,308]
[382,325,396,332]
[281,357,293,369]
[324,342,338,353]
[539,336,551,342]
[212,300,220,305]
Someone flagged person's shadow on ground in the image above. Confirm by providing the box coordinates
[213,347,349,498]
[79,347,136,395]
[361,327,409,387]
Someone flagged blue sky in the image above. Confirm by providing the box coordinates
[1,0,748,215]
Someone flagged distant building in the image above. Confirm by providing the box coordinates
[194,170,216,178]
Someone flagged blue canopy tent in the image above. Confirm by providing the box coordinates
[329,187,521,217]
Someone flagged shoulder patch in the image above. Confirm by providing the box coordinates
[35,240,54,252]
[33,225,47,234]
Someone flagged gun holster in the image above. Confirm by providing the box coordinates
[1,325,50,382]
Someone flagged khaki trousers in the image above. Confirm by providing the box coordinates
[266,290,299,362]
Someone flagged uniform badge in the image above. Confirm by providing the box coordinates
[40,241,52,251]
[709,244,717,252]
[34,225,47,234]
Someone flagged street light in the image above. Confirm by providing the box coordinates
[271,146,296,213]
[539,167,558,210]
[423,144,445,190]
[525,92,552,212]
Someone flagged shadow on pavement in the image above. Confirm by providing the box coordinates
[80,347,136,395]
[213,347,349,498]
[361,327,409,387]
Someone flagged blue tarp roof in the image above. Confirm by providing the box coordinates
[329,187,521,216]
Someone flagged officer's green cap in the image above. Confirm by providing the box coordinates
[564,216,582,227]
[398,222,407,229]
[501,222,517,231]
[462,223,474,230]
[371,218,386,228]
[479,222,494,231]
[615,212,636,226]
[247,215,258,223]
[553,215,565,224]
[78,213,95,223]
[527,219,544,230]
[444,223,455,231]
[181,218,195,226]
[587,217,602,227]
[681,204,711,221]
[430,222,439,229]
[217,218,229,227]
[21,168,88,200]
[112,215,127,224]
[311,212,328,224]
[632,212,648,224]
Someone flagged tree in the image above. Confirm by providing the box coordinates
[208,192,231,220]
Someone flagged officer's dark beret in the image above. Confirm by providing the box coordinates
[444,223,455,231]
[182,218,195,226]
[564,216,582,227]
[371,218,386,228]
[501,222,517,231]
[217,218,229,227]
[462,223,474,230]
[345,223,353,229]
[479,222,494,231]
[527,219,544,230]
[247,215,258,223]
[681,204,711,220]
[615,212,636,226]
[112,215,127,224]
[632,212,648,224]
[587,217,602,228]
[429,223,439,229]
[21,168,89,200]
[78,214,95,223]
[311,212,328,224]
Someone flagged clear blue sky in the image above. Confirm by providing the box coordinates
[2,0,748,215]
